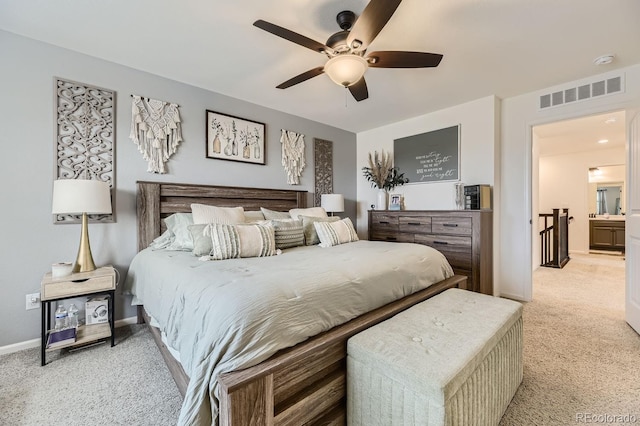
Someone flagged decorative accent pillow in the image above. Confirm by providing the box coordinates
[260,207,291,220]
[189,223,277,259]
[260,219,304,249]
[289,207,328,220]
[314,217,359,248]
[165,213,194,251]
[299,215,340,245]
[244,210,266,223]
[191,204,245,225]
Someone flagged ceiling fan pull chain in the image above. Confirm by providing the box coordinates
[345,87,348,108]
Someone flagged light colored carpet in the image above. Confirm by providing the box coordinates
[0,324,181,425]
[2,253,638,425]
[500,253,640,425]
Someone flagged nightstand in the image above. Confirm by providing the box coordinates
[40,266,116,366]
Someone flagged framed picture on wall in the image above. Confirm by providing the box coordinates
[206,110,265,165]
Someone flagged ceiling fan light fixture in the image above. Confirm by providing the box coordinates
[324,55,368,87]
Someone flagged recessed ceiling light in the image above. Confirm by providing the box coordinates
[598,139,609,144]
[605,117,617,124]
[594,54,615,65]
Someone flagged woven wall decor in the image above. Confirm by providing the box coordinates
[280,129,305,185]
[129,95,182,173]
[54,77,115,224]
[313,138,333,207]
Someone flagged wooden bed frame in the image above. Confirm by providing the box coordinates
[135,181,467,426]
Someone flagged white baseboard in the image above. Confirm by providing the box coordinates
[0,316,138,356]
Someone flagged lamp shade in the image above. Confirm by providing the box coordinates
[321,193,344,213]
[324,55,368,87]
[52,179,112,215]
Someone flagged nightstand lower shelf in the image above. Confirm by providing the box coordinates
[45,323,111,352]
[40,266,116,366]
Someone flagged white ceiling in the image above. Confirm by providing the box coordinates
[1,0,639,133]
[535,110,626,157]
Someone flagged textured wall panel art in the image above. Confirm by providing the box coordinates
[314,138,333,207]
[55,78,115,223]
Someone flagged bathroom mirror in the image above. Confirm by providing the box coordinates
[588,164,625,215]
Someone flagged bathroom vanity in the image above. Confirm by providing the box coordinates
[589,218,625,252]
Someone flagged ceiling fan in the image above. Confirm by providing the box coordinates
[253,0,443,102]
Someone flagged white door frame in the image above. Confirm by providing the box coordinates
[625,110,640,334]
[525,103,636,302]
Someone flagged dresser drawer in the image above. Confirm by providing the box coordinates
[432,217,472,235]
[370,213,399,232]
[370,230,395,242]
[415,234,472,270]
[399,215,432,234]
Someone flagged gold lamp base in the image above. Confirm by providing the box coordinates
[72,212,97,273]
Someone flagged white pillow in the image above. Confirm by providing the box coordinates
[191,204,245,225]
[289,207,328,220]
[314,218,359,248]
[260,207,291,220]
[244,210,266,223]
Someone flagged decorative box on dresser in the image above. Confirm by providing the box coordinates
[368,210,493,295]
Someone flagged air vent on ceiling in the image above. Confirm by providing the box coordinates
[539,75,624,110]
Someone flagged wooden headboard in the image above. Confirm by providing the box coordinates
[136,181,307,251]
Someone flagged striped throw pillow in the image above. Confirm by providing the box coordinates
[189,223,277,259]
[313,218,359,248]
[261,219,304,249]
[300,215,340,245]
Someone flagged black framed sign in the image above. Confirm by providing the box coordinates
[393,125,460,183]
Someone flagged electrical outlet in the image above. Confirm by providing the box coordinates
[26,293,40,310]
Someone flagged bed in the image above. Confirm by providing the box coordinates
[128,181,467,426]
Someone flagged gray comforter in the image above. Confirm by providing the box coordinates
[124,240,453,425]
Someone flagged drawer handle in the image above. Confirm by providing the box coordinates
[379,221,390,225]
[433,241,449,245]
[407,222,421,226]
[71,278,89,283]
[442,223,458,227]
[386,237,397,241]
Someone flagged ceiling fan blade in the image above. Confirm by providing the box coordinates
[347,0,402,51]
[367,51,443,68]
[276,67,325,89]
[254,20,332,54]
[348,77,369,102]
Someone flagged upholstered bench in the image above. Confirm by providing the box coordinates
[347,288,523,426]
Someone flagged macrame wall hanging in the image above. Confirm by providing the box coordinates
[280,129,305,185]
[129,95,182,173]
[314,138,333,207]
[55,77,115,224]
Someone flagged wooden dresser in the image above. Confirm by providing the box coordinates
[368,210,493,295]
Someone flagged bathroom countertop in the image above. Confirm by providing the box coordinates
[589,215,626,221]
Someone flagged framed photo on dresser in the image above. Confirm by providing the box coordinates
[389,194,402,210]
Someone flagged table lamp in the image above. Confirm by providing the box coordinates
[321,193,344,217]
[52,179,112,273]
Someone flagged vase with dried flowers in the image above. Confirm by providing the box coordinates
[362,150,409,210]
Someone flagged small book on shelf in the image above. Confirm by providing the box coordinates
[46,328,77,349]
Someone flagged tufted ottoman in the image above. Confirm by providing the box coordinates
[347,288,523,426]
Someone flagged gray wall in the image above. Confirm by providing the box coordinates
[0,30,357,347]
